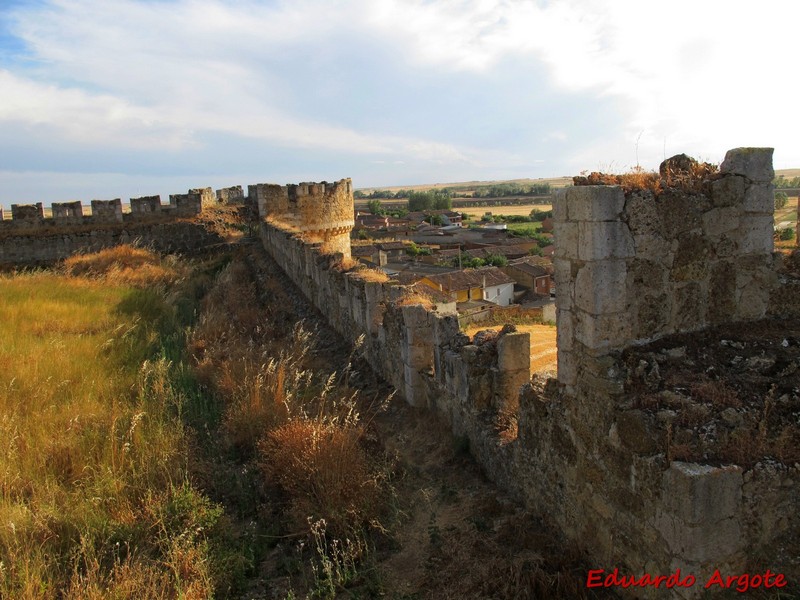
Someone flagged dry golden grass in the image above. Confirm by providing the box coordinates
[396,291,435,309]
[349,267,389,283]
[459,204,552,218]
[574,161,719,196]
[62,245,184,287]
[0,262,218,598]
[190,257,386,541]
[259,419,379,534]
[330,256,360,271]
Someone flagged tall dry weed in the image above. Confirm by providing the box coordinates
[63,245,184,287]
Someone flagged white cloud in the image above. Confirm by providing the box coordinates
[1,0,798,195]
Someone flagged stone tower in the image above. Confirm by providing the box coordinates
[251,178,355,258]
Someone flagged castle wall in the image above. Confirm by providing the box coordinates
[254,179,355,257]
[0,221,225,266]
[216,185,244,204]
[91,199,124,223]
[0,187,212,265]
[555,148,777,394]
[259,155,799,599]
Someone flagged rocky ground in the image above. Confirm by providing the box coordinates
[623,317,800,468]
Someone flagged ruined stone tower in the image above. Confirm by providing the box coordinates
[249,178,355,258]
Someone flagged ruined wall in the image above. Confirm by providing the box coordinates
[536,148,799,596]
[91,199,124,223]
[259,154,798,599]
[554,148,777,394]
[253,179,355,257]
[0,221,225,266]
[0,187,222,265]
[216,185,244,204]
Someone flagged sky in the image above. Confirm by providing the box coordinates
[0,0,797,205]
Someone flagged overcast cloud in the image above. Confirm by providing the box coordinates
[0,0,796,204]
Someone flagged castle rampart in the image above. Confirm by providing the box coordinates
[252,178,355,257]
[0,185,240,265]
[259,153,799,598]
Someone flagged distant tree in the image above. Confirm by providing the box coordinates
[484,254,508,267]
[775,191,789,210]
[408,189,452,211]
[774,176,800,189]
[406,242,432,257]
[367,199,384,215]
[354,190,366,199]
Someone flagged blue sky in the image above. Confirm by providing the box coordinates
[0,0,797,205]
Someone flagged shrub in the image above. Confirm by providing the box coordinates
[258,419,379,534]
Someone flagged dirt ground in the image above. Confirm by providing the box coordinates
[239,244,601,599]
[464,323,557,376]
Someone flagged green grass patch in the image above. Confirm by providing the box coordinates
[505,221,544,235]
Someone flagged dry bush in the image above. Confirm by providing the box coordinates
[258,418,380,534]
[349,267,389,283]
[63,245,183,287]
[690,380,742,408]
[330,256,360,271]
[573,159,718,197]
[396,291,435,310]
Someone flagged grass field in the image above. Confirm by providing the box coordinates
[459,203,552,218]
[0,251,232,598]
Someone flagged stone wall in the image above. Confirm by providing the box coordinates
[259,154,799,599]
[252,179,355,257]
[216,185,244,204]
[0,221,226,266]
[0,186,229,265]
[554,148,777,395]
[91,199,124,223]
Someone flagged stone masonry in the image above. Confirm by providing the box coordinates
[252,178,355,257]
[258,151,799,599]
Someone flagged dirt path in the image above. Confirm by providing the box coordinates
[233,243,601,599]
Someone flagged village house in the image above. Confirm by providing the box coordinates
[418,267,516,306]
[501,256,554,297]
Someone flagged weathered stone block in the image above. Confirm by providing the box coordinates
[556,308,574,352]
[739,214,774,255]
[702,206,740,237]
[557,348,577,386]
[719,147,774,183]
[552,188,567,221]
[635,292,669,340]
[553,221,578,258]
[655,192,703,237]
[661,462,743,525]
[707,261,736,323]
[578,221,635,261]
[710,175,746,208]
[566,185,625,222]
[617,410,659,454]
[743,183,774,214]
[672,282,705,330]
[497,332,531,373]
[574,310,632,350]
[574,260,628,315]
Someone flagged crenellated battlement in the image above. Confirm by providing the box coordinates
[0,183,246,265]
[250,178,355,257]
[253,153,798,599]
